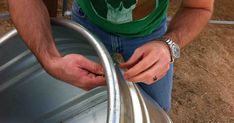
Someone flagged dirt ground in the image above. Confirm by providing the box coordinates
[168,0,234,123]
[1,0,234,123]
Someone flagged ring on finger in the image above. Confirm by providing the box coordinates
[153,76,158,81]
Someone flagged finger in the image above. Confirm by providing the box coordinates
[151,64,169,82]
[127,60,167,84]
[124,52,159,79]
[81,75,106,90]
[72,70,105,90]
[87,76,105,85]
[80,70,106,85]
[119,48,143,68]
[66,67,101,83]
[86,72,106,83]
[78,69,105,84]
[77,56,104,75]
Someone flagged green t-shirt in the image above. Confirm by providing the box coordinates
[76,0,169,37]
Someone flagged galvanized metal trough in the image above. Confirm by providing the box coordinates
[0,19,172,123]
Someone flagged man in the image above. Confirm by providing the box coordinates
[7,0,214,112]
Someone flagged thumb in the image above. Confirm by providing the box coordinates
[78,56,104,75]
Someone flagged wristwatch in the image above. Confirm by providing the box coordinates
[160,37,180,63]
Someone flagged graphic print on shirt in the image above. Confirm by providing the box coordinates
[90,0,158,24]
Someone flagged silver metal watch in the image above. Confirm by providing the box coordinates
[160,37,180,63]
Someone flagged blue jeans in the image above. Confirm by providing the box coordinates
[71,2,173,112]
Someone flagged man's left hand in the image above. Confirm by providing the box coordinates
[120,41,171,84]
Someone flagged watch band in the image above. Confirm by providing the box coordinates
[159,36,180,63]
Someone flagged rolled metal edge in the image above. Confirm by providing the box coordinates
[167,16,234,25]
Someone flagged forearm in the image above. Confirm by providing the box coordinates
[165,0,214,48]
[8,0,60,67]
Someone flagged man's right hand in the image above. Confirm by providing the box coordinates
[45,54,106,90]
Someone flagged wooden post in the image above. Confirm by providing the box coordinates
[42,0,58,17]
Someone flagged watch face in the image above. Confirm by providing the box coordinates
[172,44,180,58]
